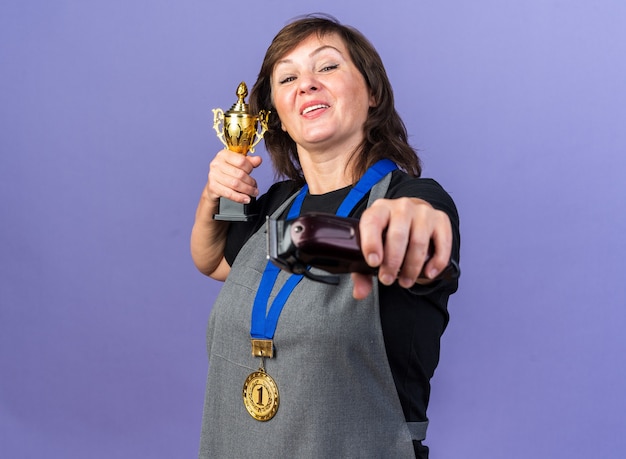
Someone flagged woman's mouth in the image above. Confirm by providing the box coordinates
[301,104,329,115]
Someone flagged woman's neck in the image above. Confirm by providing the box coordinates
[298,148,355,194]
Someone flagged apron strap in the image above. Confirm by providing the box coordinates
[407,421,429,441]
[367,170,393,206]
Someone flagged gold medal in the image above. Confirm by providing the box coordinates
[242,368,279,421]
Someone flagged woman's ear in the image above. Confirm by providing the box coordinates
[368,91,377,108]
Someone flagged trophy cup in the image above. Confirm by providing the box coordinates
[212,82,270,221]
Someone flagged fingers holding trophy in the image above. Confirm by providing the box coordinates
[212,82,270,221]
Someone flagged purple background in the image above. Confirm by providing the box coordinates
[1,1,625,457]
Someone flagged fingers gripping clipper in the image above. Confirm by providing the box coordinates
[266,212,459,285]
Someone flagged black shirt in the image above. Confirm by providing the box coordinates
[223,170,460,425]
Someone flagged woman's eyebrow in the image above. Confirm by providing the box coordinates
[274,45,344,68]
[309,45,343,58]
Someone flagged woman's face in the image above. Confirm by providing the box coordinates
[271,32,375,156]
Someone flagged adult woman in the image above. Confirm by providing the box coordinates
[191,15,460,458]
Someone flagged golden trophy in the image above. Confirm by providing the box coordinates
[212,82,270,221]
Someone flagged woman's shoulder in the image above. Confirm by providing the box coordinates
[258,179,301,212]
[387,171,457,211]
[265,179,300,196]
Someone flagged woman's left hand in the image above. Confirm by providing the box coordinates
[351,197,453,299]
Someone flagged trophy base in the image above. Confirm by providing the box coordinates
[213,196,257,222]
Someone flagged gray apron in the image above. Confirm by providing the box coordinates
[199,174,426,458]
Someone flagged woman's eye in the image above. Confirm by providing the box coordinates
[279,76,296,84]
[320,64,339,72]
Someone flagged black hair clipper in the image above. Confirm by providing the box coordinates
[267,212,459,285]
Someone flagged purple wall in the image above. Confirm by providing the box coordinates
[1,1,625,457]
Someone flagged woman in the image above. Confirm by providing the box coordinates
[191,15,460,458]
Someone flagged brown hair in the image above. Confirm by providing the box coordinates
[250,14,421,183]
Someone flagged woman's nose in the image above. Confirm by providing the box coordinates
[298,72,319,93]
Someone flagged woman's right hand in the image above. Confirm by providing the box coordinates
[191,149,263,280]
[206,149,263,204]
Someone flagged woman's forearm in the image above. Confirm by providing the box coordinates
[190,187,231,280]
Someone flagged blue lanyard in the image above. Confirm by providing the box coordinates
[250,159,397,340]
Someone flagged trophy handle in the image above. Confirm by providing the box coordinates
[212,108,228,149]
[249,110,270,153]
